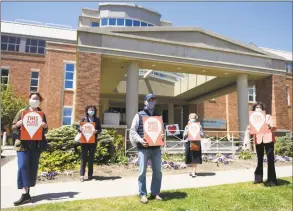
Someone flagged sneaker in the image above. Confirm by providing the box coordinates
[150,194,163,201]
[80,176,84,182]
[189,173,197,178]
[140,196,148,204]
[14,193,31,206]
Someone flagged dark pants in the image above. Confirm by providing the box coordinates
[80,144,97,177]
[17,150,41,189]
[255,142,277,184]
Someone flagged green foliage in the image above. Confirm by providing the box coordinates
[238,150,254,160]
[275,134,293,157]
[1,85,27,130]
[39,125,126,172]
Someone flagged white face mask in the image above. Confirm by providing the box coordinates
[29,99,40,108]
[255,108,262,112]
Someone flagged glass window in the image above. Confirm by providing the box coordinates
[147,23,154,26]
[117,18,124,26]
[26,38,46,55]
[30,71,39,92]
[1,69,9,87]
[141,22,147,26]
[1,35,20,52]
[63,107,73,125]
[64,63,75,89]
[133,20,140,27]
[91,22,99,27]
[248,86,256,103]
[125,19,133,27]
[109,18,116,26]
[101,18,108,26]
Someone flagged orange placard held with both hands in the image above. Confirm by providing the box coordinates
[20,111,44,141]
[187,122,201,141]
[80,122,96,144]
[143,116,164,146]
[249,111,266,135]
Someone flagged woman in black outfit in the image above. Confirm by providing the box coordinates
[78,105,102,182]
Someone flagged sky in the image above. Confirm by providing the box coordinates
[1,1,292,51]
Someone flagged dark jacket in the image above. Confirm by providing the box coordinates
[78,116,102,144]
[12,107,48,152]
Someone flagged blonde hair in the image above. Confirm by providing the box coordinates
[189,113,198,120]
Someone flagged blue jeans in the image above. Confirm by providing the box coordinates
[17,150,41,189]
[138,147,162,197]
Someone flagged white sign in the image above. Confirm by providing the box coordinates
[23,112,42,139]
[165,124,180,136]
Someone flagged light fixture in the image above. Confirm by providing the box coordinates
[224,73,229,75]
[202,70,207,73]
[152,64,156,67]
[177,67,182,70]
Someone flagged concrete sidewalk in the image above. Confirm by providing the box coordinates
[1,157,292,209]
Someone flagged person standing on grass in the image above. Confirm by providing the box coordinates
[78,105,102,182]
[183,113,204,178]
[129,94,165,204]
[246,102,277,186]
[12,92,48,206]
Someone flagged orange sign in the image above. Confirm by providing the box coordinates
[80,122,96,144]
[249,111,266,135]
[20,111,43,141]
[188,122,201,141]
[143,116,164,146]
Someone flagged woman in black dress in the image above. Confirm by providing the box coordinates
[183,113,204,178]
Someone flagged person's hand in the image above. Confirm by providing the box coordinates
[41,122,48,128]
[16,120,23,127]
[161,133,165,140]
[141,138,149,148]
[247,125,250,130]
[266,123,272,129]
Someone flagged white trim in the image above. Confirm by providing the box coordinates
[31,68,40,72]
[1,67,10,86]
[248,85,256,103]
[63,61,76,91]
[29,70,40,92]
[286,86,290,106]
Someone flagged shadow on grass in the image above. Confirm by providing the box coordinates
[197,172,216,177]
[89,176,122,181]
[159,191,187,201]
[32,192,79,203]
[274,178,291,187]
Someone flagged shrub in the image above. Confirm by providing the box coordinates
[39,125,125,172]
[275,134,293,157]
[238,150,254,160]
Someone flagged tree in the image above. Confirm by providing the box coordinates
[1,85,27,132]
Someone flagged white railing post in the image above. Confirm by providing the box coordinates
[2,132,7,146]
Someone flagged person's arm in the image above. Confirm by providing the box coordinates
[11,110,23,130]
[42,114,49,134]
[200,125,205,137]
[129,114,145,146]
[267,115,276,132]
[78,117,85,133]
[183,125,188,139]
[96,118,102,134]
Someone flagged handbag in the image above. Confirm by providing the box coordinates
[74,133,81,142]
[190,141,200,151]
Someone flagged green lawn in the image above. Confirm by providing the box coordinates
[5,177,292,211]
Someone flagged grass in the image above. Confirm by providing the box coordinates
[4,177,292,211]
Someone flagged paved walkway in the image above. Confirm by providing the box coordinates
[1,155,292,209]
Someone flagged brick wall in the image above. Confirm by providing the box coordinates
[74,52,102,121]
[286,75,293,131]
[256,75,290,130]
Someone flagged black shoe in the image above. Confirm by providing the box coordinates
[88,176,93,180]
[265,181,277,187]
[253,181,263,184]
[14,193,31,206]
[189,173,197,178]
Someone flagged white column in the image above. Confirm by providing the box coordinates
[126,62,139,128]
[237,74,249,142]
[168,103,174,124]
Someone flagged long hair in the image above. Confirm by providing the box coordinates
[252,102,265,111]
[85,105,97,117]
[29,92,44,102]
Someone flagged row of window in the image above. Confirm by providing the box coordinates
[97,18,154,27]
[1,35,46,55]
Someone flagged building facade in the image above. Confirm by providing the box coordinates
[1,3,292,134]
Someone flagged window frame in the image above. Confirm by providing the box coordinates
[25,38,46,55]
[91,21,99,27]
[1,67,10,87]
[29,69,40,92]
[248,86,256,103]
[101,18,108,26]
[63,61,76,91]
[1,35,20,52]
[286,86,290,106]
[62,106,73,126]
[117,18,125,26]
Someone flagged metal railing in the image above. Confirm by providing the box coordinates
[125,129,255,155]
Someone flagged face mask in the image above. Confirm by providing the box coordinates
[190,119,196,123]
[88,110,95,116]
[29,99,40,108]
[146,101,156,110]
[255,108,262,112]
